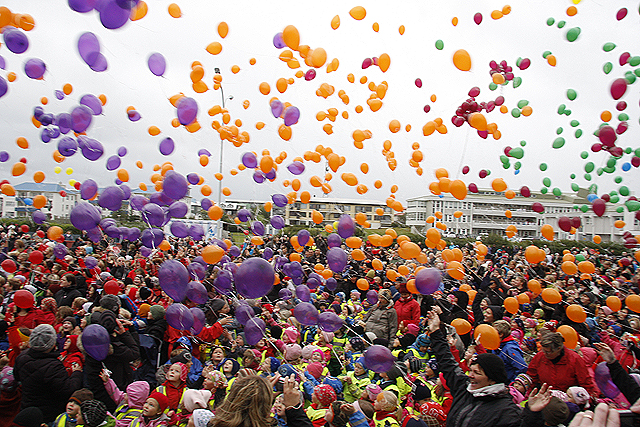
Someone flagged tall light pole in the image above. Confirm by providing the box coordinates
[214,68,233,239]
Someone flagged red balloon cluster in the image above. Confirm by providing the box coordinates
[489,60,515,81]
[451,87,504,139]
[558,216,581,232]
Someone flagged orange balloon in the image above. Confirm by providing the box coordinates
[566,304,586,323]
[578,261,595,274]
[473,324,500,350]
[218,21,229,38]
[32,195,46,210]
[453,49,472,71]
[33,171,45,183]
[561,261,577,275]
[11,162,26,176]
[606,296,622,312]
[541,288,562,304]
[202,245,224,264]
[356,278,369,291]
[207,205,223,220]
[504,297,519,314]
[626,295,640,313]
[527,279,542,294]
[451,318,472,335]
[557,325,578,349]
[517,293,530,304]
[168,3,181,18]
[351,249,365,261]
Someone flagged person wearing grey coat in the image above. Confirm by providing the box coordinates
[362,289,398,345]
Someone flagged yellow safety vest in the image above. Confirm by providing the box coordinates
[53,413,79,427]
[374,416,400,427]
[114,403,144,422]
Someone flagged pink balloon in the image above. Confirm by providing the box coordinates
[610,78,627,100]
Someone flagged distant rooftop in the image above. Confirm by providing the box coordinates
[14,182,78,193]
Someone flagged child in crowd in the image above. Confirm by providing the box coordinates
[77,400,110,427]
[53,389,94,427]
[131,392,170,427]
[59,335,83,375]
[305,384,337,427]
[176,389,211,427]
[342,358,372,403]
[155,363,188,412]
[100,368,150,427]
[373,391,401,427]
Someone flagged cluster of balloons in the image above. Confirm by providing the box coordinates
[451,87,503,140]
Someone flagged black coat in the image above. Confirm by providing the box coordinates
[14,348,83,422]
[82,330,140,413]
[54,286,82,308]
[430,328,542,427]
[608,359,640,405]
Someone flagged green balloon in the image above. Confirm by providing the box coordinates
[571,183,579,191]
[589,184,598,194]
[514,161,521,170]
[552,137,565,149]
[603,42,616,52]
[625,200,640,212]
[435,40,444,50]
[540,187,548,194]
[516,57,522,67]
[619,113,630,121]
[585,162,594,173]
[575,129,583,138]
[512,77,522,88]
[616,207,624,213]
[517,100,529,108]
[557,21,566,28]
[570,173,576,179]
[610,190,618,196]
[580,151,588,159]
[520,140,527,147]
[625,71,636,84]
[620,185,629,196]
[500,155,510,164]
[584,173,592,181]
[539,163,548,171]
[556,127,563,135]
[615,176,623,184]
[553,188,562,196]
[543,177,551,187]
[604,166,615,174]
[543,50,552,58]
[580,205,589,213]
[596,168,604,176]
[566,89,577,101]
[509,147,524,159]
[486,170,491,176]
[575,254,586,262]
[566,27,580,42]
[603,62,613,74]
[489,82,497,91]
[557,104,566,114]
[630,56,640,66]
[635,148,640,157]
[570,120,580,127]
[502,162,510,170]
[563,109,572,116]
[624,147,632,154]
[607,158,617,168]
[511,108,521,118]
[546,17,555,26]
[610,195,620,203]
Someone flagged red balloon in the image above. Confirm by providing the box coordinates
[610,78,627,100]
[571,217,581,229]
[520,186,531,197]
[1,259,16,273]
[592,199,606,217]
[59,191,67,197]
[20,225,29,233]
[558,216,571,232]
[28,250,44,265]
[104,280,120,295]
[36,230,45,238]
[14,289,34,309]
[532,202,544,213]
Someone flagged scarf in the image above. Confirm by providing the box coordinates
[466,383,507,397]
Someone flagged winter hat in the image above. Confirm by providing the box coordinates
[191,409,214,427]
[311,348,325,362]
[173,362,188,382]
[149,305,165,320]
[350,290,361,298]
[63,316,77,328]
[283,327,300,344]
[413,381,432,402]
[284,343,302,361]
[379,289,392,302]
[568,387,590,407]
[208,299,226,313]
[170,350,193,365]
[373,338,390,348]
[397,283,409,294]
[100,294,121,313]
[80,400,107,427]
[513,373,532,391]
[407,324,420,336]
[96,310,118,334]
[138,303,151,318]
[148,392,169,413]
[69,388,94,405]
[425,358,439,375]
[349,336,364,352]
[302,345,319,361]
[307,362,324,380]
[139,287,152,301]
[542,397,569,426]
[313,384,337,407]
[354,357,368,372]
[415,334,430,348]
[40,297,57,313]
[471,353,508,385]
[12,407,43,427]
[29,324,57,351]
[486,305,504,321]
[182,389,212,412]
[221,358,240,376]
[268,356,281,373]
[0,366,16,392]
[419,402,446,427]
[124,382,149,409]
[365,383,382,401]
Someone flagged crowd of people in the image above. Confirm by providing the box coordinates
[0,223,639,427]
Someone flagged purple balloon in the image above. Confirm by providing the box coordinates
[234,257,275,299]
[71,106,93,133]
[279,288,293,300]
[364,345,395,373]
[54,243,68,259]
[166,303,194,330]
[148,52,166,76]
[229,245,241,257]
[89,53,108,72]
[415,268,441,295]
[594,362,621,399]
[200,198,212,211]
[170,221,189,238]
[142,203,165,227]
[296,285,311,302]
[237,209,252,222]
[270,215,285,229]
[262,247,273,260]
[318,312,343,332]
[287,161,305,175]
[106,155,121,171]
[283,106,300,126]
[244,318,266,346]
[97,0,130,29]
[270,99,283,118]
[325,277,337,291]
[168,201,188,218]
[327,247,347,272]
[32,211,46,224]
[99,186,125,211]
[176,97,198,125]
[297,229,310,246]
[272,194,288,208]
[294,302,319,326]
[159,137,175,155]
[24,58,46,79]
[70,202,101,230]
[327,234,342,248]
[265,168,277,181]
[186,281,208,304]
[79,95,102,116]
[84,256,98,269]
[162,171,189,200]
[188,262,206,281]
[189,224,204,240]
[82,324,110,361]
[253,171,265,184]
[187,173,200,185]
[0,76,7,99]
[214,270,233,294]
[0,151,9,162]
[273,32,285,48]
[242,152,258,168]
[127,110,141,121]
[252,221,265,236]
[366,290,379,305]
[58,137,78,157]
[129,194,148,210]
[337,214,355,238]
[68,0,96,13]
[0,56,4,70]
[159,260,190,302]
[57,113,73,134]
[141,228,164,248]
[79,137,105,161]
[77,32,101,66]
[235,303,254,325]
[3,28,29,54]
[198,149,211,157]
[190,307,205,335]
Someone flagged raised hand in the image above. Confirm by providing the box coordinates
[527,383,551,412]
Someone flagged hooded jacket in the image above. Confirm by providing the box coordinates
[526,346,598,397]
[59,335,84,375]
[490,336,528,383]
[363,302,398,344]
[106,379,150,427]
[394,296,421,327]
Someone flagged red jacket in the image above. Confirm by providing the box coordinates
[394,297,421,326]
[527,346,598,396]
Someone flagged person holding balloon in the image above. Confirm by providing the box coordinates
[425,308,554,427]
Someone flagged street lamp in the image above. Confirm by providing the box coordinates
[215,68,233,238]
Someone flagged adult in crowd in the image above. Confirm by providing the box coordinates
[362,289,398,345]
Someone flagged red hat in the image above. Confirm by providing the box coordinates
[148,392,169,412]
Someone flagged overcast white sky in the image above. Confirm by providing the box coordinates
[0,0,639,205]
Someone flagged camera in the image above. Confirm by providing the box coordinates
[619,410,640,427]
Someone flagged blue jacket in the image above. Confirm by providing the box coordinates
[491,336,528,383]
